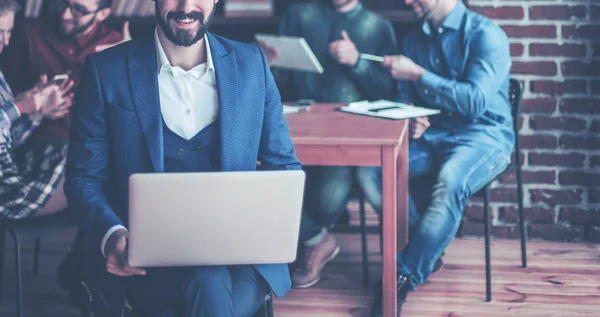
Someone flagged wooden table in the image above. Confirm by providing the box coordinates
[285,103,409,317]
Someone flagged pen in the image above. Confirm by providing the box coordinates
[370,106,399,112]
[360,53,385,62]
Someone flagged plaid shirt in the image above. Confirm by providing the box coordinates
[0,70,67,219]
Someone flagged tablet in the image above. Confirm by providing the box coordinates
[256,33,324,74]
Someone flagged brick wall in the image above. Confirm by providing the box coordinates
[460,0,599,242]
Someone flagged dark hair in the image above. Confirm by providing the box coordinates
[0,0,20,14]
[97,0,112,9]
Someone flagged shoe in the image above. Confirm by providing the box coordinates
[291,232,340,288]
[432,253,444,274]
[371,274,411,317]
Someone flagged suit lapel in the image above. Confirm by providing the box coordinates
[128,35,164,173]
[208,33,239,171]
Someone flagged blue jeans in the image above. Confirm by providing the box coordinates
[128,265,268,317]
[356,133,510,290]
[299,166,366,242]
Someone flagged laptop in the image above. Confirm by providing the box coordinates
[127,170,305,268]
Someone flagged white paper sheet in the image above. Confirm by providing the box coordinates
[340,100,440,120]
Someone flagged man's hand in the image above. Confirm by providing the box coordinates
[39,87,74,120]
[329,31,359,67]
[409,117,431,139]
[14,77,59,115]
[383,55,425,81]
[257,41,279,66]
[95,22,131,52]
[104,229,146,277]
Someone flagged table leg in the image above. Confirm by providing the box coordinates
[397,136,409,249]
[381,146,398,317]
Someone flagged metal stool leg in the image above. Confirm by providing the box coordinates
[358,194,370,287]
[8,229,23,317]
[516,165,527,268]
[266,293,274,317]
[483,187,492,302]
[33,237,41,276]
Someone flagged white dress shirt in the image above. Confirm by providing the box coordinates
[101,28,219,256]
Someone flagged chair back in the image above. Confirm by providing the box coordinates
[509,78,523,134]
[508,78,524,166]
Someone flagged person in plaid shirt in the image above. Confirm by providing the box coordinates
[0,0,73,219]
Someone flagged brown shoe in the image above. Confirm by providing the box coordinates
[291,233,340,289]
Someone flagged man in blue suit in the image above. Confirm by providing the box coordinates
[65,0,302,316]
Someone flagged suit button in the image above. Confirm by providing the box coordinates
[177,149,184,155]
[194,146,202,151]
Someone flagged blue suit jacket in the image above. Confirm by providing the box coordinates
[65,33,302,299]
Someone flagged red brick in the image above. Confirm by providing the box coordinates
[591,5,600,20]
[472,6,524,19]
[501,206,556,224]
[587,226,600,243]
[530,224,584,242]
[520,135,558,149]
[510,43,524,57]
[464,206,492,222]
[490,187,518,203]
[591,155,600,168]
[561,61,600,76]
[529,116,587,132]
[559,208,600,226]
[530,189,583,207]
[590,121,600,133]
[559,136,600,150]
[529,43,587,57]
[460,222,522,239]
[559,171,600,187]
[516,116,525,131]
[529,153,586,168]
[512,61,557,76]
[499,170,556,184]
[530,5,587,20]
[593,80,600,94]
[590,189,600,204]
[563,25,600,40]
[521,98,557,114]
[502,25,556,39]
[530,80,587,96]
[560,98,600,115]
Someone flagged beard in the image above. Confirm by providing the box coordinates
[58,15,95,38]
[156,3,215,47]
[411,0,440,21]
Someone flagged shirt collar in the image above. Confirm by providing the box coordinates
[344,2,363,19]
[422,0,466,36]
[327,1,363,20]
[154,27,215,79]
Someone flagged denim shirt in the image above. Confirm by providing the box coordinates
[397,1,514,155]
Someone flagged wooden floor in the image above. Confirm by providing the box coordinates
[1,228,599,317]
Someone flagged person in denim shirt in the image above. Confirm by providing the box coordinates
[357,0,514,316]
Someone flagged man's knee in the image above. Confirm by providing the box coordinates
[184,266,232,298]
[430,172,469,219]
[355,167,382,212]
